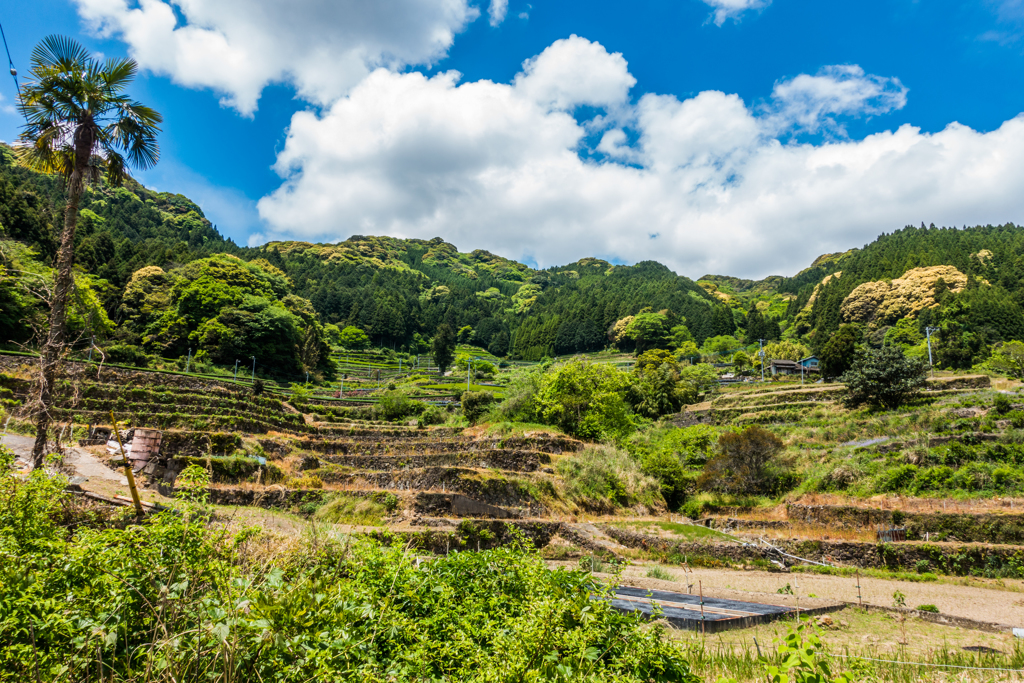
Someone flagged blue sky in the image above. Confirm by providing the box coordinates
[3,0,1024,278]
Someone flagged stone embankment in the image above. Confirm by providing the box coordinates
[601,525,1024,576]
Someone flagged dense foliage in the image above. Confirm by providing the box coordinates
[841,346,928,409]
[0,452,698,682]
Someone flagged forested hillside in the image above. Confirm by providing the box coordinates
[2,139,1024,374]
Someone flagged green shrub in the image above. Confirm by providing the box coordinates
[910,465,954,493]
[177,455,282,484]
[2,465,700,681]
[992,466,1020,491]
[994,394,1013,415]
[418,405,448,426]
[842,346,928,409]
[680,498,708,519]
[368,490,399,512]
[916,604,939,613]
[915,559,931,574]
[878,464,919,492]
[536,358,635,440]
[462,390,497,424]
[102,344,150,368]
[1007,410,1024,429]
[555,445,663,512]
[698,426,792,495]
[374,390,419,422]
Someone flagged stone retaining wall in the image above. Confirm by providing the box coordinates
[601,525,1024,575]
[786,503,1024,544]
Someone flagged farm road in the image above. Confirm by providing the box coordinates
[3,434,128,486]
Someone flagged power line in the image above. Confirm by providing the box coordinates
[0,18,20,101]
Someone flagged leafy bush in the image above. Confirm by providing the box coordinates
[373,390,419,422]
[101,343,150,367]
[910,465,954,493]
[989,340,1024,379]
[629,357,690,418]
[493,365,543,422]
[878,464,919,492]
[176,455,283,484]
[536,358,635,440]
[698,426,792,495]
[0,465,699,681]
[338,325,371,350]
[676,363,720,402]
[842,346,928,409]
[418,405,448,426]
[462,390,497,423]
[555,445,663,512]
[916,604,939,613]
[994,393,1013,415]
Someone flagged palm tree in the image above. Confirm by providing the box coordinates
[17,36,161,464]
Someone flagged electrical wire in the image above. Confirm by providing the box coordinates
[0,17,20,100]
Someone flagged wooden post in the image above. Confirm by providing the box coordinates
[110,411,144,516]
[699,580,705,635]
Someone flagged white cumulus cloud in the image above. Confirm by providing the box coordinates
[700,0,771,26]
[769,65,908,134]
[488,0,508,26]
[255,37,1024,279]
[73,0,479,114]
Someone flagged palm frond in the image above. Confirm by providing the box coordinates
[102,150,127,187]
[18,35,160,187]
[31,35,90,73]
[99,57,138,92]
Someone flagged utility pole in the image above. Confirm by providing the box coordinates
[251,356,256,383]
[758,339,766,382]
[87,336,94,362]
[925,327,939,378]
[234,359,239,381]
[185,347,192,373]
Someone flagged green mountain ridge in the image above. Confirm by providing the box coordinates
[2,143,1023,374]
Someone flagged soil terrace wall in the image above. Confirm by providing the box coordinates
[786,503,1024,544]
[296,434,582,456]
[370,520,559,553]
[315,449,551,472]
[0,354,250,393]
[602,525,1024,576]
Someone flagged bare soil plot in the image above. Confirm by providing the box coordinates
[616,564,1024,628]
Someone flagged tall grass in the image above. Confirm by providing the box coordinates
[555,444,664,513]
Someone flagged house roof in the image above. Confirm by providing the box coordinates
[799,356,819,362]
[770,359,801,368]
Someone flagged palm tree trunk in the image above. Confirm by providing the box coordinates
[31,148,88,465]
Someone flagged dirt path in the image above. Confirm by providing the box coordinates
[616,564,1024,628]
[3,434,128,486]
